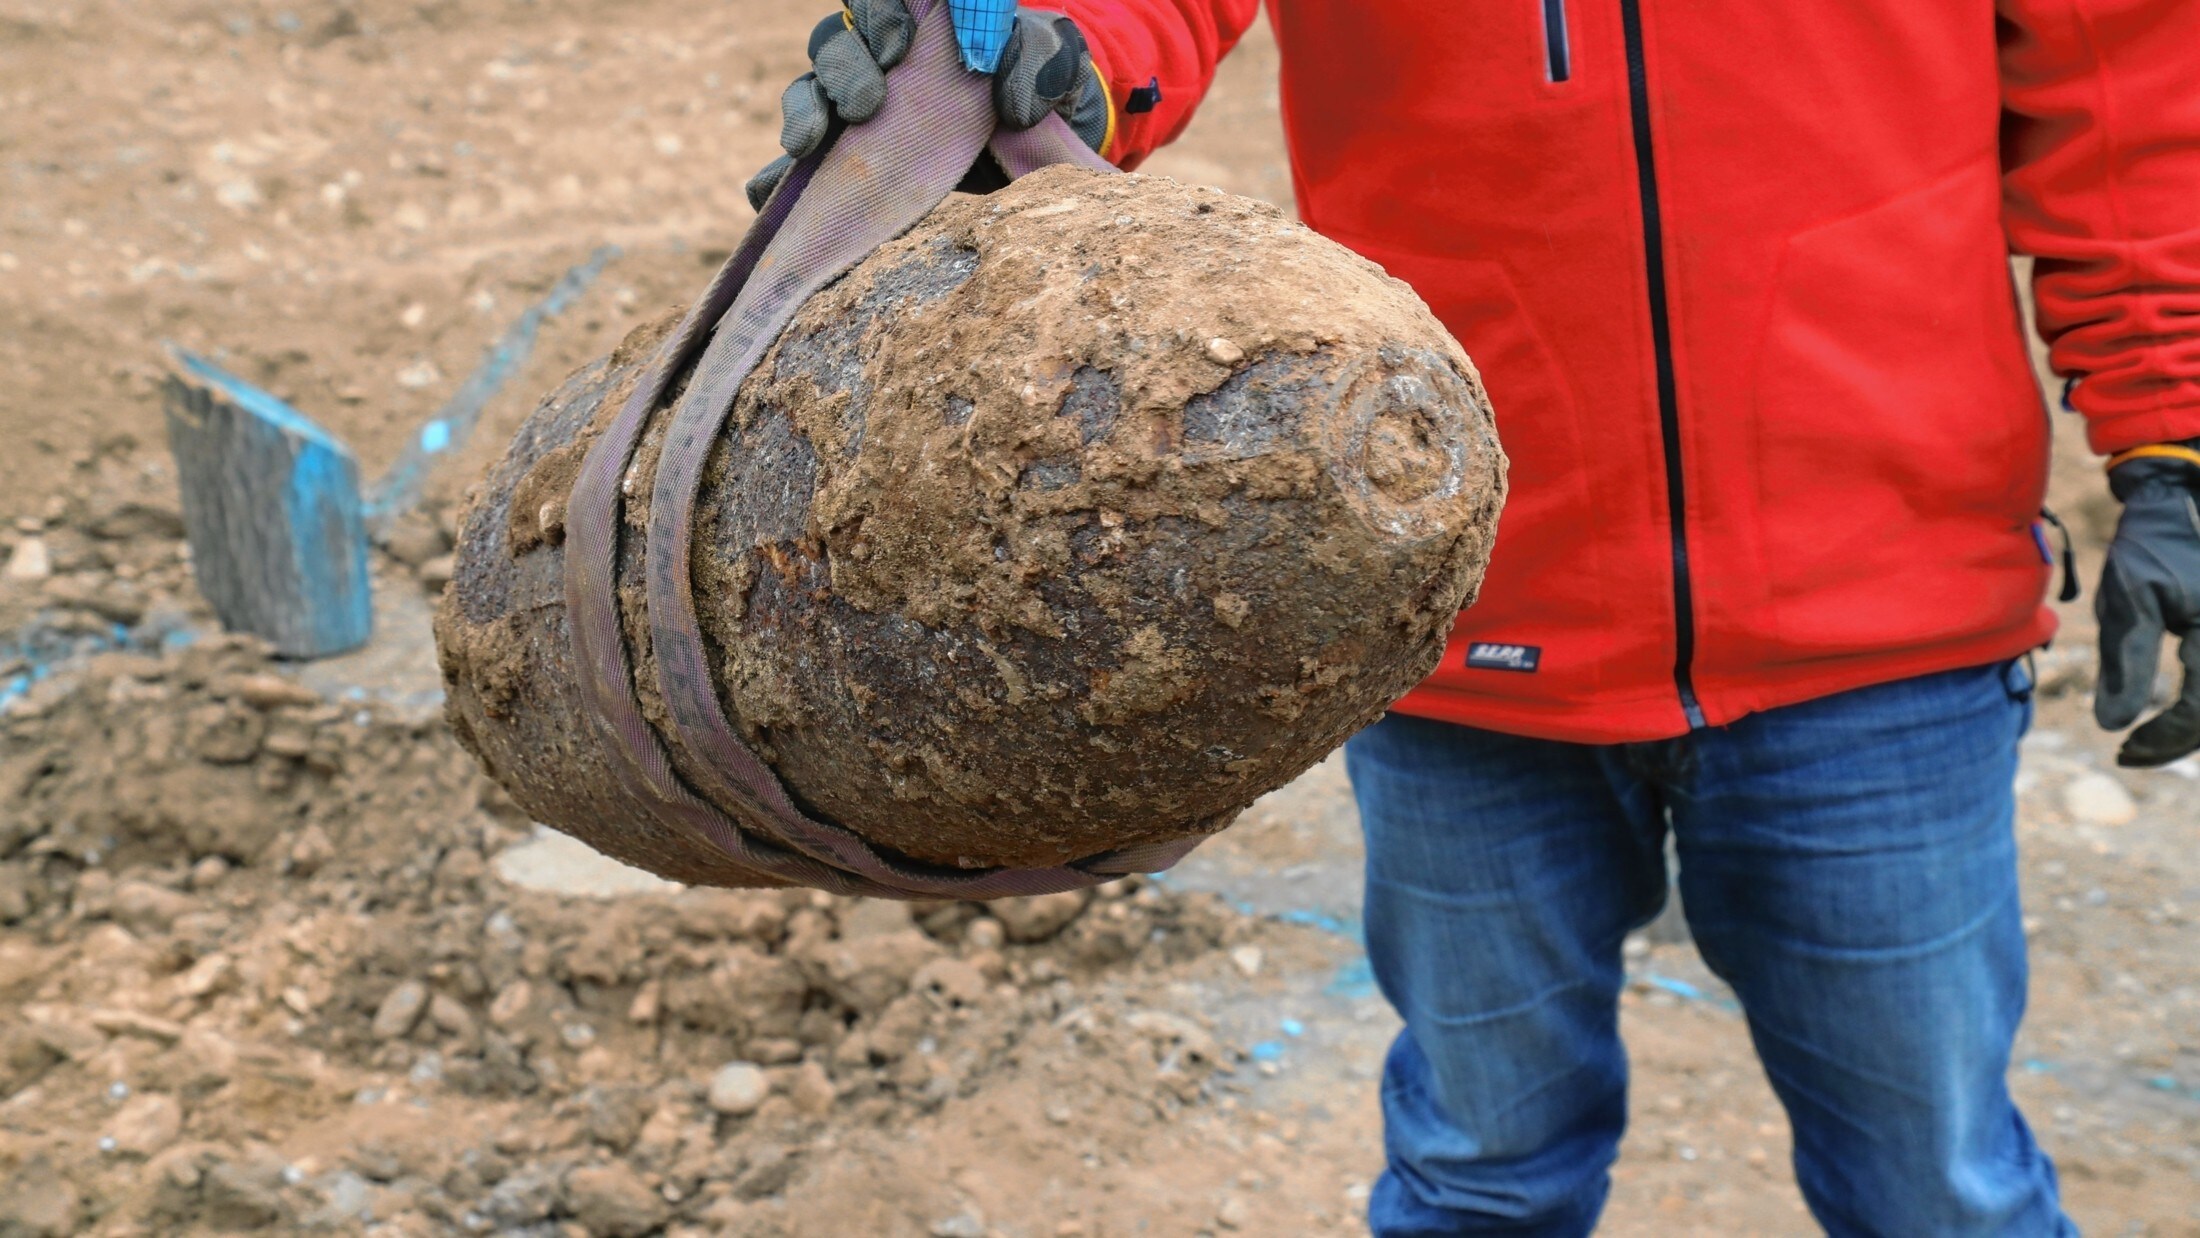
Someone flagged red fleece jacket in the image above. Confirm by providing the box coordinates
[1049,0,2200,741]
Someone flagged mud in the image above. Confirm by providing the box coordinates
[4,433,2194,1237]
[439,169,1506,877]
[6,4,2192,1231]
[1,617,1256,1237]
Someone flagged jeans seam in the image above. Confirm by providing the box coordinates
[1747,878,2015,966]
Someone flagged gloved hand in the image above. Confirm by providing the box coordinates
[747,1,1113,210]
[2095,439,2200,768]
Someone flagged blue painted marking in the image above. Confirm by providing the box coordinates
[365,246,617,527]
[1638,972,1742,1014]
[2,608,209,712]
[1279,909,1351,936]
[2021,1057,2058,1075]
[174,352,345,450]
[1150,875,1382,1001]
[286,437,373,653]
[1325,958,1377,1000]
[1249,1041,1284,1062]
[1279,1018,1305,1038]
[171,349,372,657]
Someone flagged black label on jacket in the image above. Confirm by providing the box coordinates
[1466,643,1542,673]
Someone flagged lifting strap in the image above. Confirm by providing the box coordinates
[562,0,1204,898]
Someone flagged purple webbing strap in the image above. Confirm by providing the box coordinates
[565,0,1202,898]
[564,151,865,894]
[989,116,1117,180]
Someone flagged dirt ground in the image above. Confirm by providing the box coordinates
[2,2,2196,1235]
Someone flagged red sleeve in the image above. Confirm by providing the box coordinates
[1036,0,1262,168]
[2000,0,2200,455]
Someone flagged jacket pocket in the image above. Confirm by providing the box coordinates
[1749,159,2050,652]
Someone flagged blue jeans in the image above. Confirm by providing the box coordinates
[1345,663,2074,1237]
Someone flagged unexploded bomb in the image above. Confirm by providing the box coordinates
[436,168,1506,887]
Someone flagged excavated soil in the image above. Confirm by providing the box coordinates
[2,611,1261,1236]
[3,2,2196,1234]
[439,168,1504,875]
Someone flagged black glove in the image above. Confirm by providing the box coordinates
[2095,439,2200,768]
[747,1,1112,211]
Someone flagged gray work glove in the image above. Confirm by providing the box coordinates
[747,1,1112,210]
[2095,440,2200,768]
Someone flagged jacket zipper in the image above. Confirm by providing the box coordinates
[1541,0,1573,82]
[1617,0,1707,729]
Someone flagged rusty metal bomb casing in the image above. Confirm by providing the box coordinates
[435,168,1506,887]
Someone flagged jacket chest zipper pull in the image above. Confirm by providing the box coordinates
[1541,0,1573,82]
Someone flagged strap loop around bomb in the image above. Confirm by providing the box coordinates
[561,0,1196,899]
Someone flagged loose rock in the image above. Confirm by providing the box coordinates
[488,980,534,1029]
[2063,772,2138,827]
[812,931,945,1016]
[0,867,31,924]
[733,1146,798,1200]
[379,512,451,568]
[109,879,197,934]
[104,1092,185,1157]
[483,1167,562,1226]
[838,898,915,939]
[0,1159,80,1237]
[188,855,231,890]
[417,553,455,592]
[3,535,51,583]
[787,1060,836,1116]
[90,1008,185,1043]
[427,991,476,1042]
[930,1210,987,1238]
[563,1163,670,1238]
[227,673,320,711]
[371,979,430,1041]
[707,1061,772,1116]
[201,1157,290,1230]
[911,957,989,1008]
[994,891,1092,943]
[963,917,1006,953]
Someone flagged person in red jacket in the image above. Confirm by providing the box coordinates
[758,2,2200,1232]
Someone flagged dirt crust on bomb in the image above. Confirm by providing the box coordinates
[436,167,1506,884]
